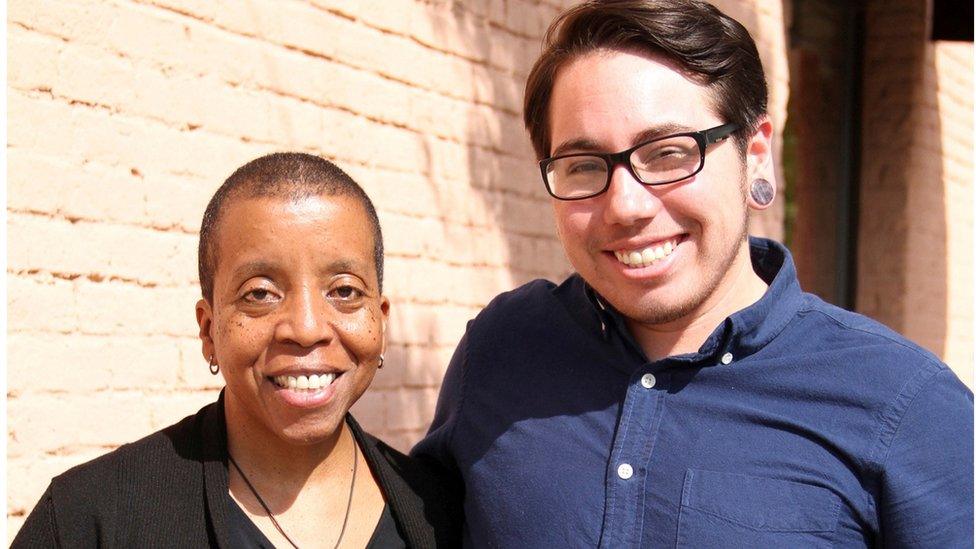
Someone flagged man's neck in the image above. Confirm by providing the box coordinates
[626,245,769,362]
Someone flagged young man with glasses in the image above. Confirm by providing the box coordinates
[414,1,973,546]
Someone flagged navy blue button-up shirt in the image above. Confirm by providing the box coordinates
[413,238,973,547]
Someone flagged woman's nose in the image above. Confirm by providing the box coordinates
[602,164,663,226]
[275,289,335,347]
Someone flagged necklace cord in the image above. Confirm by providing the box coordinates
[228,433,358,549]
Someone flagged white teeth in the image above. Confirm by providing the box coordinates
[614,239,679,268]
[272,373,337,391]
[641,248,655,264]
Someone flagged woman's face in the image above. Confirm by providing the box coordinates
[196,193,388,446]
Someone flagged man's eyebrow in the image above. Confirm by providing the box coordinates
[551,138,602,158]
[630,123,695,146]
[550,122,696,158]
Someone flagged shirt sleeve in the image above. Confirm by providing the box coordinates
[409,328,470,484]
[10,485,60,549]
[879,367,974,548]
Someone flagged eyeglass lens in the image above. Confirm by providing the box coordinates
[545,135,702,199]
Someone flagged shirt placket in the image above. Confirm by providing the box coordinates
[598,366,669,548]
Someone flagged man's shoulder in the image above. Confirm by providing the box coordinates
[792,293,949,374]
[481,277,562,313]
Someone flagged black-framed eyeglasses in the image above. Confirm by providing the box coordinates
[539,123,740,201]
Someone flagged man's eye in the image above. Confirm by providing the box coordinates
[567,159,605,174]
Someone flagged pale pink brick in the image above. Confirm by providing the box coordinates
[6,26,61,91]
[386,387,440,432]
[7,333,181,395]
[144,390,221,431]
[349,388,388,433]
[8,392,155,459]
[7,275,78,334]
[74,281,199,337]
[7,149,148,226]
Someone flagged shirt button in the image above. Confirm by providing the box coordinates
[721,352,734,365]
[617,463,634,480]
[640,373,657,389]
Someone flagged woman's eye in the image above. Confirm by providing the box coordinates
[242,288,276,303]
[331,285,364,301]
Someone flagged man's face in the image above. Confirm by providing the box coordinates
[547,49,760,327]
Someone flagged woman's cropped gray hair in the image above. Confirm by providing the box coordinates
[198,152,384,301]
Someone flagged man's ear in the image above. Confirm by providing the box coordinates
[196,298,215,362]
[745,116,777,211]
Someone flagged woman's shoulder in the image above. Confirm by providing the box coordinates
[53,400,218,490]
[12,400,222,547]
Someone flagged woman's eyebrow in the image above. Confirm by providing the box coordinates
[231,260,278,281]
[324,259,367,275]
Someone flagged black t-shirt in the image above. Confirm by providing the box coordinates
[226,495,407,548]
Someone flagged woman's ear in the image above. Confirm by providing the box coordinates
[379,296,390,356]
[745,116,777,211]
[196,298,215,362]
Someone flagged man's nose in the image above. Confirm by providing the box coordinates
[276,288,336,347]
[602,164,662,226]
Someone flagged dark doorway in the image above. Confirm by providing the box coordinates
[783,0,865,308]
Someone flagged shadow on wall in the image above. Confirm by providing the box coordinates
[856,0,947,359]
[376,1,575,449]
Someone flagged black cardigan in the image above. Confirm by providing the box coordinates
[12,395,461,548]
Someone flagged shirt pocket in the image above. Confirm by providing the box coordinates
[675,469,841,548]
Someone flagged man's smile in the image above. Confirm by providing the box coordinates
[612,236,683,268]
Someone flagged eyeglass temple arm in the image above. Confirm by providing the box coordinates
[703,123,740,145]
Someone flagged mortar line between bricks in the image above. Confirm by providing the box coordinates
[7,202,562,257]
[10,21,524,122]
[126,0,530,107]
[301,0,543,68]
[10,64,526,162]
[10,88,536,184]
[6,190,557,234]
[6,267,193,288]
[8,145,546,217]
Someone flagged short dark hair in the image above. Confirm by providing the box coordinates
[198,152,384,301]
[523,0,768,159]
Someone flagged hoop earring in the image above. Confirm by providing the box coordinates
[377,354,385,369]
[209,355,220,376]
[750,178,775,207]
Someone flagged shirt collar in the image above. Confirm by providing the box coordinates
[580,237,804,365]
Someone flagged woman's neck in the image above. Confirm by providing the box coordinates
[223,399,355,497]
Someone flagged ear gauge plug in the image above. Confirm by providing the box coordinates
[750,178,775,206]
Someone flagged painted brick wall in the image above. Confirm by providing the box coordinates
[6,0,789,538]
[857,0,973,387]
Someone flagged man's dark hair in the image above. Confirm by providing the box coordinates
[523,0,768,159]
[198,152,384,301]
